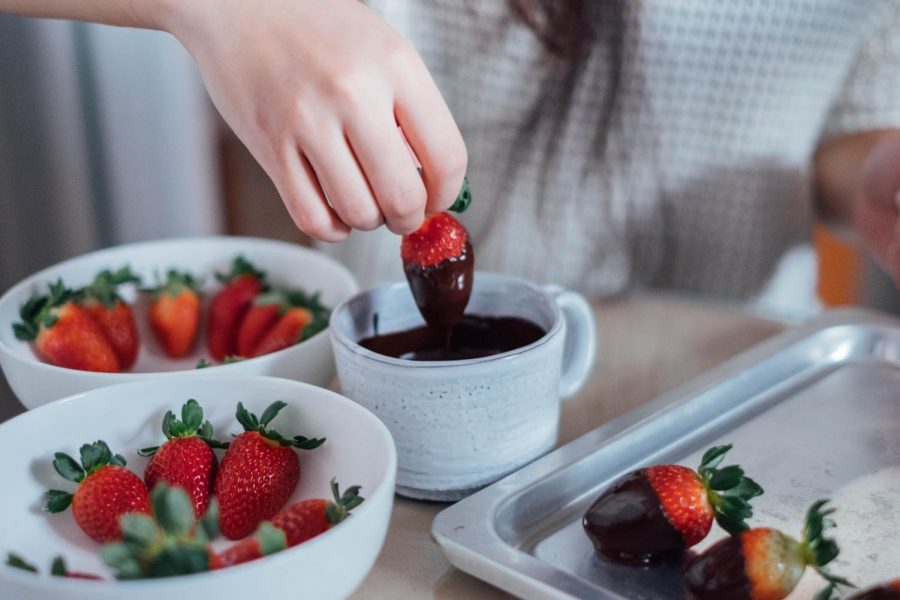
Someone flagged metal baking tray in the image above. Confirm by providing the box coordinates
[433,309,900,599]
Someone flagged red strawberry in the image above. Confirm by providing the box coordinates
[139,399,228,517]
[78,267,141,369]
[685,500,853,600]
[45,440,150,543]
[213,479,362,569]
[207,256,265,361]
[146,270,201,358]
[236,296,283,358]
[582,444,763,564]
[400,212,474,330]
[252,307,312,357]
[849,580,900,600]
[215,401,325,540]
[13,281,120,372]
[211,522,286,569]
[6,553,102,580]
[101,484,219,579]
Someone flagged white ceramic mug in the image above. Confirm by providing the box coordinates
[330,272,597,501]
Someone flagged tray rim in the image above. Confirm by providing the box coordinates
[431,307,900,600]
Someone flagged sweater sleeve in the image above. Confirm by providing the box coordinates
[822,4,900,139]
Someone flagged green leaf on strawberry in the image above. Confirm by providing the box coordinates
[102,484,214,580]
[696,444,763,535]
[138,399,228,456]
[6,553,38,573]
[235,401,325,450]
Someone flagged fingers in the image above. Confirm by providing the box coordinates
[276,147,351,242]
[345,110,426,234]
[302,124,387,232]
[394,58,468,214]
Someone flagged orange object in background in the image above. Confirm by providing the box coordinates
[815,227,862,306]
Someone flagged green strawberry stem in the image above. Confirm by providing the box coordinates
[142,269,200,298]
[81,266,140,308]
[235,401,325,449]
[448,176,472,213]
[800,500,854,593]
[45,440,127,513]
[138,399,228,456]
[102,484,217,579]
[325,478,365,525]
[12,280,73,341]
[215,255,266,285]
[696,444,764,535]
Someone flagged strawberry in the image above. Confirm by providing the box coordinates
[685,500,853,600]
[146,270,201,358]
[102,484,220,579]
[44,440,150,543]
[210,522,286,569]
[847,580,900,600]
[78,267,141,369]
[207,256,266,361]
[400,212,474,330]
[6,553,102,580]
[138,399,228,517]
[237,288,330,357]
[213,479,362,568]
[215,401,325,540]
[13,281,120,372]
[582,444,763,564]
[252,307,312,357]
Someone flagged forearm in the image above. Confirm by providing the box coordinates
[813,128,900,225]
[0,0,180,31]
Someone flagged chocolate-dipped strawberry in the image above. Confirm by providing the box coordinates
[685,500,852,600]
[401,211,473,333]
[847,580,900,600]
[582,444,762,564]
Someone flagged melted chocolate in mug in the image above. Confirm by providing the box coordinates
[358,315,545,361]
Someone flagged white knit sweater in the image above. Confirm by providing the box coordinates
[323,0,900,313]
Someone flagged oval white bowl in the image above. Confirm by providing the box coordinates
[0,236,359,409]
[0,375,396,600]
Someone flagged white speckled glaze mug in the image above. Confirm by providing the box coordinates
[330,272,597,501]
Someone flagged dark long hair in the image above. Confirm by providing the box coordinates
[503,0,627,214]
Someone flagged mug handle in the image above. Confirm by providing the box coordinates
[544,286,598,400]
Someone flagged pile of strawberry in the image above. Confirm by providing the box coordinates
[12,256,329,373]
[13,399,362,580]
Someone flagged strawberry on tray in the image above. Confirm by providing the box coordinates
[582,444,763,564]
[685,499,852,600]
[146,270,202,359]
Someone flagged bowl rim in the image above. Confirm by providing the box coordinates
[0,236,359,378]
[0,374,397,590]
[329,271,564,369]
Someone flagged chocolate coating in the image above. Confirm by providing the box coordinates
[582,471,685,565]
[358,314,545,361]
[403,239,473,332]
[684,535,752,600]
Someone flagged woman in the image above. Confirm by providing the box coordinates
[4,0,900,312]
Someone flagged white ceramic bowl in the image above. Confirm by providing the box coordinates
[0,236,358,409]
[0,375,396,600]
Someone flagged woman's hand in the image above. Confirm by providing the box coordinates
[161,0,467,241]
[815,129,900,285]
[851,132,900,283]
